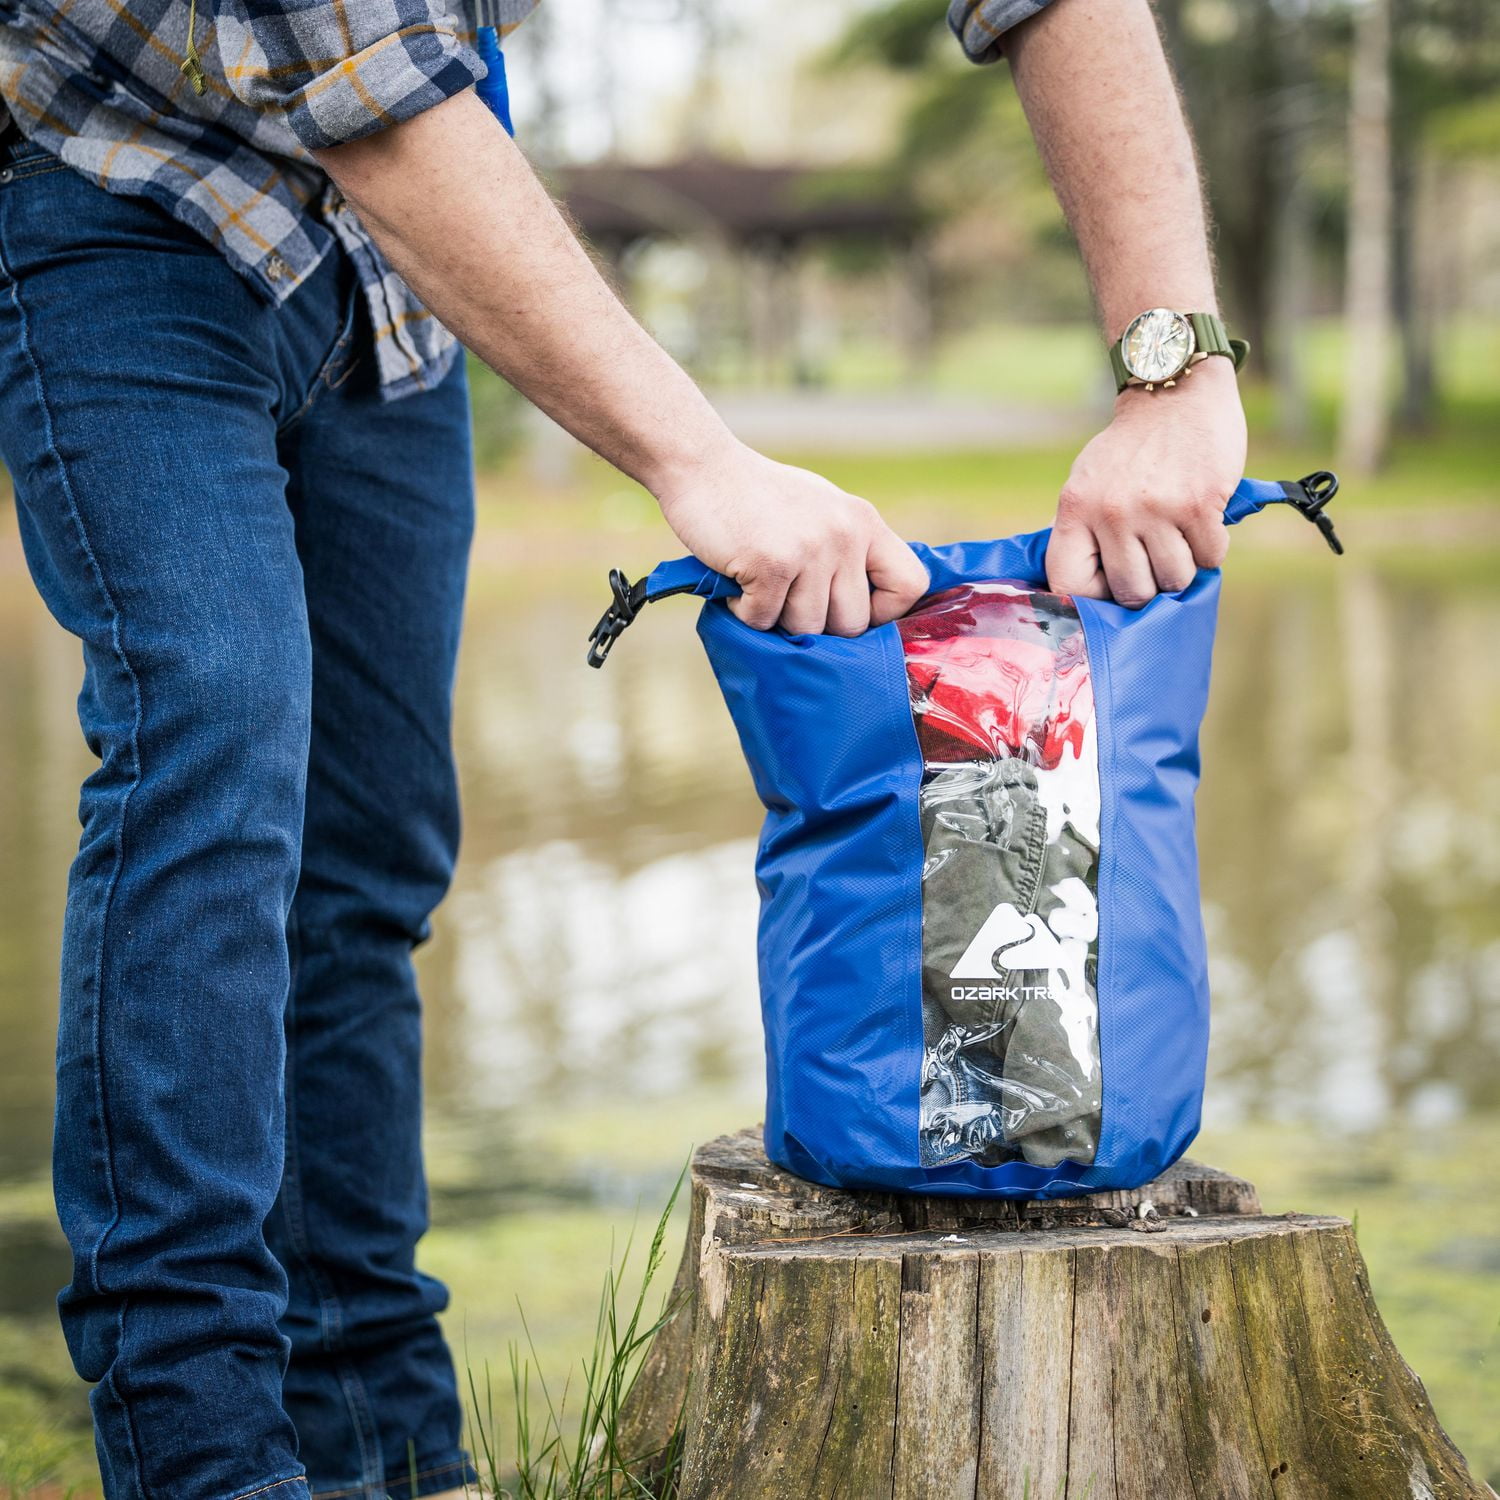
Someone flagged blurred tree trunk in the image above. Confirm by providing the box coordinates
[512,2,562,162]
[683,0,726,151]
[1229,0,1278,366]
[1268,5,1316,442]
[1392,134,1437,432]
[1158,0,1279,370]
[1390,0,1437,432]
[599,0,623,155]
[1339,0,1395,476]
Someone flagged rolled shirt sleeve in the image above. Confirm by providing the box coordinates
[215,0,486,150]
[947,0,1057,63]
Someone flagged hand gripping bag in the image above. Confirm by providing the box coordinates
[587,473,1342,1199]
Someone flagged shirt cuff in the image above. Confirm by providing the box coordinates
[947,0,1056,63]
[221,1,485,151]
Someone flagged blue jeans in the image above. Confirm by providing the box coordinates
[0,135,477,1500]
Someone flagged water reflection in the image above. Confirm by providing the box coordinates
[2,555,1499,1195]
[1197,561,1500,1126]
[447,836,761,1107]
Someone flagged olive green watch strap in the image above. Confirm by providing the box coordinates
[1188,312,1250,372]
[1110,311,1250,393]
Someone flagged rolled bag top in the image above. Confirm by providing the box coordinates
[587,473,1342,664]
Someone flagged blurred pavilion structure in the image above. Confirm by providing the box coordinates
[554,158,934,385]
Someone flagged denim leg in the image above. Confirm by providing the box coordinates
[268,345,476,1500]
[0,153,350,1500]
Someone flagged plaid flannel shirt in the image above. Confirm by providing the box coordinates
[0,0,535,400]
[0,0,1035,402]
[948,0,1053,62]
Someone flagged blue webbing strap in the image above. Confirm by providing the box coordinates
[1221,476,1287,525]
[475,26,514,136]
[645,556,741,601]
[1223,471,1341,551]
[586,561,737,667]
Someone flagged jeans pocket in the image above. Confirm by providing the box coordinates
[0,138,70,184]
[319,271,362,392]
[281,257,363,429]
[311,258,362,393]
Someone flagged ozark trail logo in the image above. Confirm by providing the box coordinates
[947,883,1096,1004]
[949,901,1067,978]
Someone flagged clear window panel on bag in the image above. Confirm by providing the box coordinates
[897,584,1102,1169]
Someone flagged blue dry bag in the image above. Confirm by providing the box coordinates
[588,473,1342,1199]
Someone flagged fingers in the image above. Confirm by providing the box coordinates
[664,448,931,638]
[765,538,920,637]
[726,561,795,631]
[1098,532,1157,610]
[779,567,835,636]
[1036,380,1243,608]
[1142,528,1198,596]
[1180,496,1231,572]
[867,528,931,626]
[1045,516,1110,600]
[825,563,874,638]
[730,519,926,637]
[1051,484,1233,610]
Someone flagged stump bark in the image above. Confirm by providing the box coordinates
[621,1129,1489,1500]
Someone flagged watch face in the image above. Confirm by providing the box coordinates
[1121,308,1194,383]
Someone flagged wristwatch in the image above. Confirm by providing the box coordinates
[1110,309,1249,393]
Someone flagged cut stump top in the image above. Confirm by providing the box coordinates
[693,1126,1263,1247]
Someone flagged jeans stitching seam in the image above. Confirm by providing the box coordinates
[276,911,348,1354]
[1,195,151,1500]
[222,1475,308,1500]
[280,331,353,431]
[336,1366,381,1494]
[281,877,377,1495]
[323,347,361,394]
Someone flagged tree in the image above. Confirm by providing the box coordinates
[832,0,1498,431]
[1339,0,1394,475]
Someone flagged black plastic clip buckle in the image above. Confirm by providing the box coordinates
[587,568,649,668]
[1282,470,1344,555]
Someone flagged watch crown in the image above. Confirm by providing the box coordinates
[1164,378,1176,389]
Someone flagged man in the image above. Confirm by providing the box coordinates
[0,0,1246,1495]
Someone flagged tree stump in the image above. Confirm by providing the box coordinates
[621,1129,1489,1500]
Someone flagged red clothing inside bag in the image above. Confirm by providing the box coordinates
[896,583,1094,770]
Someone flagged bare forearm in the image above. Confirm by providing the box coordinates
[1005,0,1246,607]
[315,89,734,493]
[313,89,928,635]
[1007,0,1216,338]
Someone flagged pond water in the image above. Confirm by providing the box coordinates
[1,529,1498,1481]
